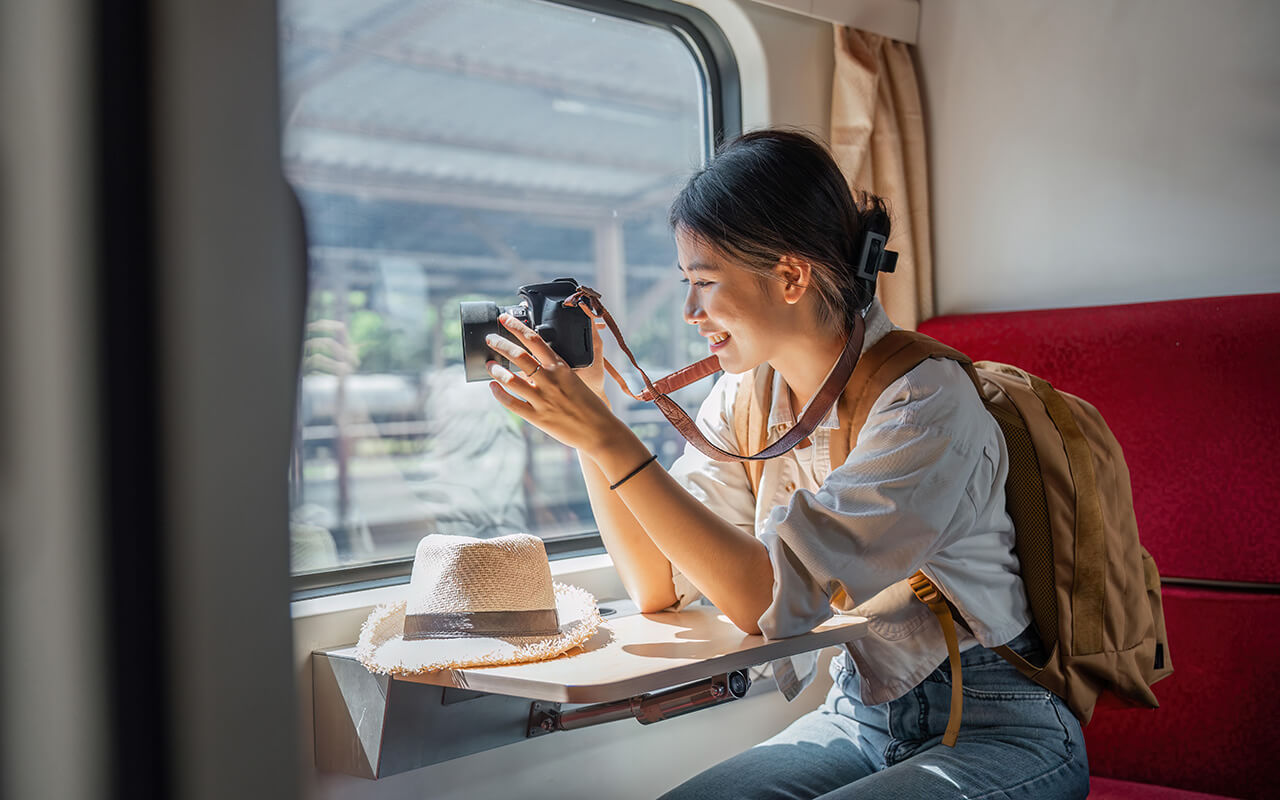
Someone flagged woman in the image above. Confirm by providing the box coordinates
[484,129,1089,799]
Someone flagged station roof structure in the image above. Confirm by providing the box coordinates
[280,0,708,298]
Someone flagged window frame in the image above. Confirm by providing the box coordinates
[287,0,741,599]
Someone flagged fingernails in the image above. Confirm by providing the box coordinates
[485,334,498,346]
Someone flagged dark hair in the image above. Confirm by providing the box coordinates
[669,129,890,333]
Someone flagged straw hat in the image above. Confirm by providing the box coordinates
[357,533,603,674]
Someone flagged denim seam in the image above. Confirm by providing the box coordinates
[883,738,900,764]
[916,685,929,742]
[958,686,1052,702]
[954,657,1030,670]
[946,646,1042,670]
[1047,690,1077,757]
[966,746,1078,800]
[933,656,1051,698]
[882,705,900,764]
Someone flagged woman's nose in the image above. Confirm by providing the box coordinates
[682,288,705,326]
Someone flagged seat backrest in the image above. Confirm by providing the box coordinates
[919,293,1280,586]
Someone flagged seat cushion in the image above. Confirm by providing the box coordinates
[1082,586,1278,799]
[1089,776,1237,799]
[918,292,1280,585]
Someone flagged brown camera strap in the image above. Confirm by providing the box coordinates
[564,285,865,463]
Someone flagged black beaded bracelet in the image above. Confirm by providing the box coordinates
[609,454,658,491]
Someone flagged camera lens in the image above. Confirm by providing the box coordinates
[460,300,513,382]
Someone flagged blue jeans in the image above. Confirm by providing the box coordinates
[659,627,1088,800]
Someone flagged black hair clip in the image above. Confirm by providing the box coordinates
[855,231,898,282]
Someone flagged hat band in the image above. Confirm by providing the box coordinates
[404,608,561,639]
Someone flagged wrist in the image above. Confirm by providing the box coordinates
[608,453,658,490]
[585,422,648,475]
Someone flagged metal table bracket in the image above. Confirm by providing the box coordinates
[526,670,750,738]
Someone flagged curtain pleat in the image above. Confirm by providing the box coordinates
[831,27,933,330]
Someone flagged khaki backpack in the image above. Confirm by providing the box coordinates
[732,330,1172,746]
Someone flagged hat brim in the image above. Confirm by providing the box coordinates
[356,582,603,674]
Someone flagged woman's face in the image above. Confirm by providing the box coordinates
[675,229,793,374]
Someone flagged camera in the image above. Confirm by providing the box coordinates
[460,278,594,382]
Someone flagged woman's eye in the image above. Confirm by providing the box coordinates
[680,278,713,288]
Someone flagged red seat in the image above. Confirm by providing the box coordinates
[919,293,1280,799]
[1083,587,1277,797]
[1090,776,1237,799]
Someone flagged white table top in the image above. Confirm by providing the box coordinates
[326,606,869,704]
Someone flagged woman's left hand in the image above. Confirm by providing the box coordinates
[486,313,628,456]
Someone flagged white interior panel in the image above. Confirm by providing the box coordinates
[917,0,1280,313]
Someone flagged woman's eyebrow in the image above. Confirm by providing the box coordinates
[678,261,721,274]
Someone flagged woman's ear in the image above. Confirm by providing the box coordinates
[775,256,812,305]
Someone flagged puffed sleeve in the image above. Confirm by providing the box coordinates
[756,359,993,639]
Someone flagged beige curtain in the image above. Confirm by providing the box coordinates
[831,27,933,330]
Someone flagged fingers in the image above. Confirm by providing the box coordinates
[485,333,542,376]
[486,359,542,402]
[303,353,355,376]
[497,313,562,366]
[488,379,537,416]
[306,318,348,336]
[304,335,359,364]
[303,319,361,374]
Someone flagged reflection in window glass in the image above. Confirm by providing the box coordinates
[281,0,714,573]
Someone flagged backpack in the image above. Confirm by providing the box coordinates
[732,329,1173,745]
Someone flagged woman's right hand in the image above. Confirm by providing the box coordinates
[485,313,629,456]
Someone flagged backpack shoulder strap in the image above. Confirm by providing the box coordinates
[834,330,981,466]
[731,366,775,498]
[837,330,980,748]
[734,331,982,487]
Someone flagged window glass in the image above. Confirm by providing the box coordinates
[281,0,715,574]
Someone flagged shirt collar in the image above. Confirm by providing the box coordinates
[765,298,897,431]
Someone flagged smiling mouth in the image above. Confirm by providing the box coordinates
[708,332,730,345]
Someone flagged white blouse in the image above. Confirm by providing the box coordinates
[667,299,1032,705]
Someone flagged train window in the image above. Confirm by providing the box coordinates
[281,0,734,583]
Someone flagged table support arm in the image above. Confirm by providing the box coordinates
[527,670,751,738]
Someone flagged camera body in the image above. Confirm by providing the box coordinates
[460,278,594,382]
